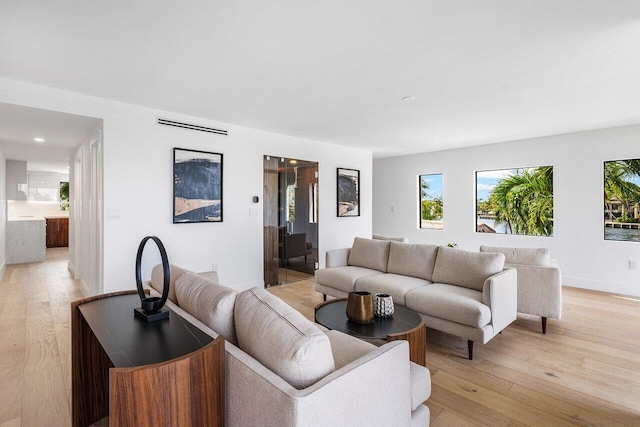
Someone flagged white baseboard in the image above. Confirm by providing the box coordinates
[562,275,640,297]
[67,261,77,279]
[0,261,5,282]
[81,279,91,297]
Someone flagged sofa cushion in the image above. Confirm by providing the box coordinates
[405,283,491,328]
[355,274,430,306]
[387,242,439,281]
[315,266,384,293]
[150,263,190,304]
[480,245,550,266]
[432,246,505,291]
[174,272,238,345]
[373,233,409,243]
[348,237,391,272]
[234,287,335,389]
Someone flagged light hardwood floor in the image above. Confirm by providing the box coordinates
[0,248,82,427]
[1,250,639,426]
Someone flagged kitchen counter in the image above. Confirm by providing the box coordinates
[8,215,45,221]
[7,217,46,264]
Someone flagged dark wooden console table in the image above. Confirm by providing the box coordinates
[71,290,224,427]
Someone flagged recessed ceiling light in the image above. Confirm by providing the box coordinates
[289,160,298,164]
[34,137,45,143]
[401,96,416,102]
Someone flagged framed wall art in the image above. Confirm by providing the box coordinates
[337,167,360,217]
[173,148,223,223]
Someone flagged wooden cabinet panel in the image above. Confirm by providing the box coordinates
[46,218,69,248]
[72,291,225,427]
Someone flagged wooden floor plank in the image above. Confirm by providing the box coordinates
[476,359,640,426]
[432,370,579,427]
[432,409,485,427]
[22,366,71,427]
[427,384,526,427]
[507,383,628,427]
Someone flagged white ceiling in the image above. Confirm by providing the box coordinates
[1,1,640,158]
[0,103,100,172]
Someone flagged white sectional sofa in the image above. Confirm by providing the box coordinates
[315,238,518,359]
[145,264,431,427]
[480,245,562,333]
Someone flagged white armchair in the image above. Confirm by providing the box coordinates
[480,246,562,333]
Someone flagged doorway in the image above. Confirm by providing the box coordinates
[263,156,319,286]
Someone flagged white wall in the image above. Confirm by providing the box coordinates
[0,77,372,293]
[374,125,640,297]
[0,148,6,279]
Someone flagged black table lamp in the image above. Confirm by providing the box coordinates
[134,236,171,322]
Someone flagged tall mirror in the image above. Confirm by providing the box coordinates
[263,156,319,286]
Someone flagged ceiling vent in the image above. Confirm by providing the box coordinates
[157,118,228,136]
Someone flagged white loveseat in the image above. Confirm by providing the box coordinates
[480,245,562,333]
[315,238,518,359]
[145,264,431,427]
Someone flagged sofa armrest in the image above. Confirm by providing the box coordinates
[326,248,351,268]
[482,268,518,334]
[226,340,413,427]
[506,260,562,319]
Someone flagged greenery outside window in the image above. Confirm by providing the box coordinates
[419,174,443,229]
[60,181,70,211]
[476,166,554,236]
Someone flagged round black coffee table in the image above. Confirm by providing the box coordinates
[315,298,426,366]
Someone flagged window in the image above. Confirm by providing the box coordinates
[476,166,553,236]
[419,173,443,229]
[604,158,640,242]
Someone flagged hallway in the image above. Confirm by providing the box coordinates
[0,248,81,426]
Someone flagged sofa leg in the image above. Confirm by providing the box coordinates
[541,317,547,334]
[323,294,327,302]
[467,340,473,360]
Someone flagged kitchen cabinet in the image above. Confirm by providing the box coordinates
[46,217,69,248]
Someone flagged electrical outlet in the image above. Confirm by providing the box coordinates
[629,260,638,270]
[315,262,319,269]
[212,264,218,271]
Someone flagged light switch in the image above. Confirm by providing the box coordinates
[107,208,121,220]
